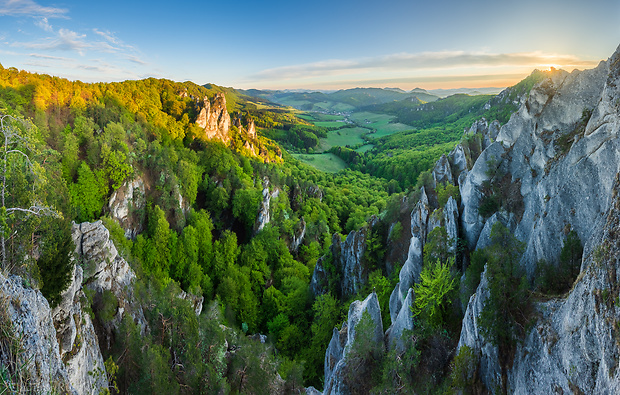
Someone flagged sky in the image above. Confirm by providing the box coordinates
[0,0,619,91]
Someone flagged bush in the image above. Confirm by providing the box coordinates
[535,230,583,295]
[436,182,459,208]
[449,345,480,391]
[412,259,457,329]
[462,249,487,306]
[37,218,74,308]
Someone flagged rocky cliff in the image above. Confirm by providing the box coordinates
[320,44,620,395]
[196,93,232,142]
[456,45,620,392]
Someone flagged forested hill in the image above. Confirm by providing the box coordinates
[0,65,404,392]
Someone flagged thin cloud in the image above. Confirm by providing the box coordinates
[28,52,72,61]
[12,28,145,63]
[126,55,147,65]
[249,51,600,81]
[93,29,119,45]
[0,0,68,18]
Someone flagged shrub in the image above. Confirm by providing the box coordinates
[449,345,479,391]
[436,182,460,208]
[535,230,583,295]
[412,259,457,329]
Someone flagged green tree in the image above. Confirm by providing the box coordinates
[70,163,107,222]
[478,222,529,392]
[411,259,456,329]
[232,187,262,230]
[37,217,74,307]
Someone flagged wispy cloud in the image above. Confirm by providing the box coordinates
[12,26,146,65]
[249,51,599,82]
[34,16,52,31]
[93,29,119,45]
[0,0,67,18]
[28,52,72,61]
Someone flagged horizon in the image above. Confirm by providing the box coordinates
[1,0,619,91]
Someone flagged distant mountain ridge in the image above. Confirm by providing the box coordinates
[242,87,441,112]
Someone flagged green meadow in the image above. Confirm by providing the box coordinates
[292,153,348,173]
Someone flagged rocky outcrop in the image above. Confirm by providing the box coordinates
[448,144,468,181]
[254,179,281,234]
[456,45,620,392]
[178,289,204,316]
[459,141,506,250]
[385,288,414,353]
[196,93,232,142]
[444,196,459,253]
[324,292,384,394]
[73,221,147,346]
[389,188,429,323]
[311,219,377,298]
[52,263,108,395]
[291,218,306,252]
[432,154,453,187]
[0,273,81,394]
[108,177,145,239]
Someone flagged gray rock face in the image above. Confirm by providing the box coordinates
[386,288,414,353]
[457,45,620,392]
[324,292,384,394]
[108,177,145,239]
[0,273,78,394]
[73,221,148,342]
[389,189,429,323]
[291,218,306,252]
[178,289,204,315]
[52,264,108,395]
[457,268,501,391]
[448,144,468,181]
[310,220,375,298]
[494,53,612,271]
[254,179,280,234]
[432,154,453,187]
[459,141,507,250]
[444,196,459,253]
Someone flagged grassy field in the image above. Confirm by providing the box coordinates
[324,127,367,148]
[292,153,347,173]
[355,144,374,153]
[349,112,411,139]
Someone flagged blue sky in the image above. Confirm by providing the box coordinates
[0,0,618,90]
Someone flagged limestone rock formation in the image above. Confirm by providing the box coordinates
[432,154,453,187]
[0,273,81,394]
[448,144,468,181]
[108,177,145,239]
[456,44,620,392]
[72,220,147,346]
[389,188,429,323]
[196,93,231,142]
[385,288,414,353]
[324,292,384,394]
[310,219,377,298]
[254,179,281,234]
[52,264,109,395]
